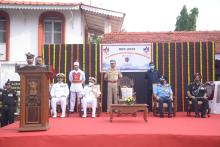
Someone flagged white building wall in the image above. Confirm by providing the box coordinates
[64,10,85,44]
[0,9,85,87]
[4,9,84,62]
[8,10,39,62]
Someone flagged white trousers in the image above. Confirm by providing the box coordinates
[70,92,82,112]
[51,97,66,116]
[82,97,97,115]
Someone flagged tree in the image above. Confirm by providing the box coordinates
[89,34,101,44]
[175,5,199,31]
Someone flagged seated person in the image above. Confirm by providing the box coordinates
[153,75,173,118]
[187,73,209,118]
[81,77,101,118]
[50,73,69,118]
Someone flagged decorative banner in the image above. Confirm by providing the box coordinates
[100,43,152,72]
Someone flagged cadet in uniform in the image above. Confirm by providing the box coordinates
[81,77,101,118]
[1,81,18,127]
[69,61,85,113]
[153,76,173,118]
[50,73,69,118]
[104,59,123,112]
[145,62,161,111]
[187,73,208,118]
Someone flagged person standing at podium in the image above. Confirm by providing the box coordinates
[69,61,85,113]
[50,73,69,118]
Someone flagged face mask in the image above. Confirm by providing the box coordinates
[160,80,165,85]
[89,82,94,86]
[74,66,79,70]
[150,66,155,70]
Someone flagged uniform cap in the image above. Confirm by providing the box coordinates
[5,80,11,86]
[25,52,34,59]
[110,59,116,64]
[149,62,154,66]
[194,73,202,80]
[56,73,65,78]
[89,77,96,84]
[160,75,167,81]
[74,61,79,66]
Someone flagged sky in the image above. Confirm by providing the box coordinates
[14,0,220,32]
[90,0,220,32]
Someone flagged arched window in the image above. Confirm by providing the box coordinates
[0,11,10,61]
[38,12,65,55]
[44,17,62,44]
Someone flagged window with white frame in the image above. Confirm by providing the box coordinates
[0,16,6,60]
[44,17,62,44]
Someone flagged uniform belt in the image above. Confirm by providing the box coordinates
[108,80,117,83]
[72,80,82,83]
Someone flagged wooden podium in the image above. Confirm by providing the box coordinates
[16,65,51,131]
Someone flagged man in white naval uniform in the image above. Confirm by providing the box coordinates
[50,73,69,118]
[81,77,101,118]
[69,61,85,113]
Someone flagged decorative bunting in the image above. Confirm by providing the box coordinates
[70,44,73,70]
[206,41,209,81]
[95,43,98,78]
[174,42,178,109]
[200,41,203,82]
[162,42,164,75]
[42,46,45,65]
[43,41,215,112]
[156,42,158,69]
[194,42,196,73]
[187,42,190,85]
[212,41,215,80]
[58,44,61,74]
[181,42,184,111]
[83,43,86,72]
[89,43,92,76]
[53,44,56,83]
[64,44,67,83]
[168,42,171,84]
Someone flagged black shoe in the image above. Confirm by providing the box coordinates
[201,115,207,118]
[195,114,200,118]
[160,114,164,118]
[168,114,173,118]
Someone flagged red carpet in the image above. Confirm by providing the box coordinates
[0,112,220,147]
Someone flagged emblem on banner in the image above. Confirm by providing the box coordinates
[143,46,150,54]
[103,47,109,54]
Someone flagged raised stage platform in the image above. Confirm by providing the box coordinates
[0,112,220,147]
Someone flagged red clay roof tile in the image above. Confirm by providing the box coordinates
[101,31,220,53]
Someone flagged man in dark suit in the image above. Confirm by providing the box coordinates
[145,62,161,111]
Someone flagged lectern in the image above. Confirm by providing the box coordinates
[16,65,51,131]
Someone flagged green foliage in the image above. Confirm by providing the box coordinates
[175,5,199,31]
[89,34,101,44]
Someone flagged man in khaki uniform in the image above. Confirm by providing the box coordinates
[104,59,123,112]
